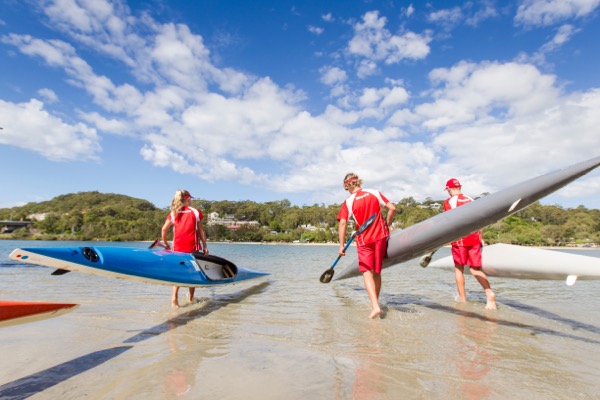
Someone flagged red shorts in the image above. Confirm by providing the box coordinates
[451,245,482,268]
[357,238,388,274]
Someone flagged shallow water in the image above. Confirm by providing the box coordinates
[1,240,599,399]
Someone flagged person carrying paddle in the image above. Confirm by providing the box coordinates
[337,173,396,319]
[161,189,208,308]
[443,178,496,310]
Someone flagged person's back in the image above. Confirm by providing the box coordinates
[171,206,202,253]
[347,188,391,246]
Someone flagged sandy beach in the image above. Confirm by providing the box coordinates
[1,240,600,399]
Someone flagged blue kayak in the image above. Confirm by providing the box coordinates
[9,246,269,287]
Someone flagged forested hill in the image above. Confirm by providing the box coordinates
[12,191,159,215]
[0,191,598,246]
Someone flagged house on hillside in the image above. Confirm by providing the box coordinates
[207,212,259,229]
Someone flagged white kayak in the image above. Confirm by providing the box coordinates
[428,243,600,285]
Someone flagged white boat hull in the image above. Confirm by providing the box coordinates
[428,244,600,284]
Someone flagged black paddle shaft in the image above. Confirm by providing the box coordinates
[319,212,378,283]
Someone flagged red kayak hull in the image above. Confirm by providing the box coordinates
[0,301,78,327]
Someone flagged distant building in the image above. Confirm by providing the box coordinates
[418,203,442,210]
[27,213,48,221]
[207,212,259,229]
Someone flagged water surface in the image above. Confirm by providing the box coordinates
[1,240,599,399]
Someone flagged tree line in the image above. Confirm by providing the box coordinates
[0,191,598,246]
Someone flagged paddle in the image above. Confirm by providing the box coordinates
[319,213,378,284]
[419,249,438,268]
[51,268,70,276]
[149,238,167,249]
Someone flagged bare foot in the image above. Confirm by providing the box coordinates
[485,292,497,310]
[171,300,180,309]
[369,308,382,319]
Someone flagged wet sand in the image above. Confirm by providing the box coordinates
[1,241,600,399]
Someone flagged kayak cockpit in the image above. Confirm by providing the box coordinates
[192,253,238,281]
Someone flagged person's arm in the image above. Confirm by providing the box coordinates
[384,202,396,227]
[161,219,172,249]
[338,219,347,256]
[198,220,208,254]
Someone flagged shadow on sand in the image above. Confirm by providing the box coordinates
[382,292,600,345]
[0,346,132,400]
[124,281,269,343]
[0,281,269,399]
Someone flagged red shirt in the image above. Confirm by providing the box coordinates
[337,189,391,246]
[443,194,481,246]
[166,206,204,253]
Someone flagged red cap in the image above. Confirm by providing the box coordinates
[445,178,461,190]
[182,194,193,199]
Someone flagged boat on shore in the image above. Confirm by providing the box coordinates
[9,246,269,287]
[0,301,78,327]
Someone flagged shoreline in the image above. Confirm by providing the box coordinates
[1,238,598,250]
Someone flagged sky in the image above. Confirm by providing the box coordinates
[1,0,599,211]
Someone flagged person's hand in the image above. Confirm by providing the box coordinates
[338,245,346,257]
[203,248,209,255]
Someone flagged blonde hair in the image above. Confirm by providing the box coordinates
[170,189,192,214]
[343,173,363,191]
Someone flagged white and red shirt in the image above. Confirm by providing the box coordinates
[337,189,391,246]
[443,194,481,247]
[166,206,204,253]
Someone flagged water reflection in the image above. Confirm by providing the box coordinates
[163,322,195,398]
[350,321,386,399]
[453,310,498,400]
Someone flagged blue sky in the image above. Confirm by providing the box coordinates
[1,0,599,210]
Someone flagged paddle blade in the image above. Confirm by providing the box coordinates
[51,268,71,276]
[320,268,334,283]
[419,250,437,268]
[149,239,168,249]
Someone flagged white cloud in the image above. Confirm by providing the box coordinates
[0,98,100,161]
[420,61,559,129]
[515,0,600,27]
[356,59,378,79]
[347,11,431,65]
[79,111,131,135]
[320,66,349,97]
[428,7,463,30]
[466,1,499,26]
[540,24,579,52]
[308,25,324,35]
[37,88,58,103]
[320,66,347,86]
[381,86,410,108]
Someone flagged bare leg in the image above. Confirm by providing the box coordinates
[470,269,496,310]
[374,273,382,298]
[454,264,467,302]
[171,286,180,308]
[363,271,382,319]
[188,287,196,303]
